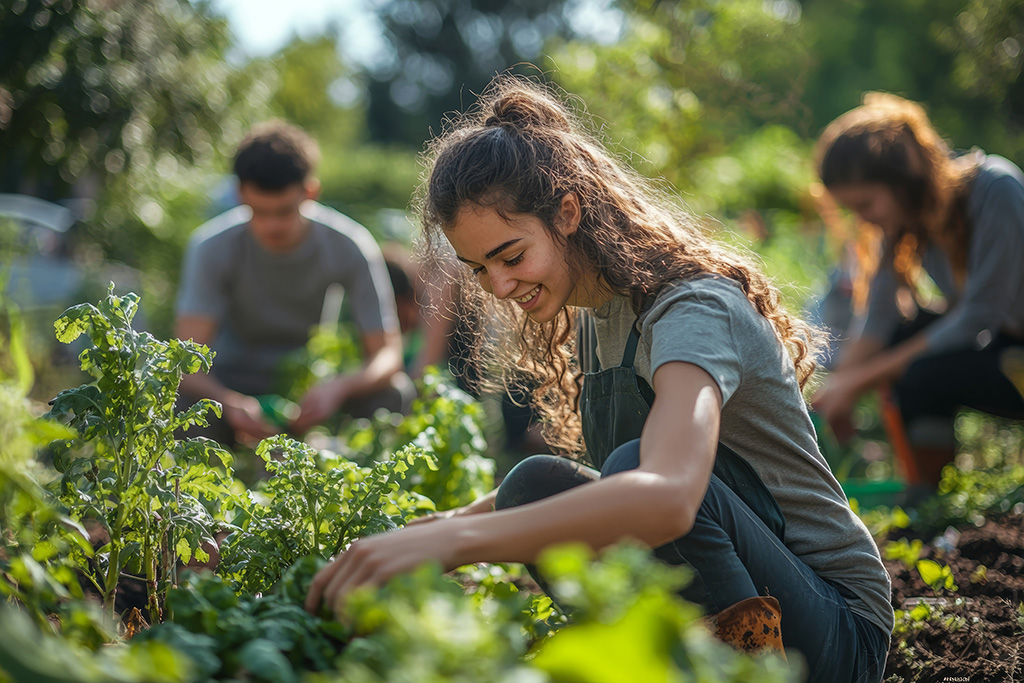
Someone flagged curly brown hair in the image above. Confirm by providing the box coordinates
[815,92,980,288]
[416,76,822,456]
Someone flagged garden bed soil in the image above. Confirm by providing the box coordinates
[883,513,1024,683]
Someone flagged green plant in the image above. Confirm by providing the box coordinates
[532,544,794,682]
[915,559,958,594]
[273,324,362,406]
[0,606,192,683]
[44,285,235,622]
[218,437,435,595]
[132,560,347,683]
[339,368,494,510]
[0,298,99,637]
[856,504,911,541]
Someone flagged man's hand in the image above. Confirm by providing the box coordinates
[291,377,348,434]
[222,393,279,445]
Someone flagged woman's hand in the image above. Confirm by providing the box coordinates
[405,492,496,527]
[811,370,862,442]
[304,519,464,618]
[404,507,465,527]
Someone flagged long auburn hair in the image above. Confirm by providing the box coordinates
[816,92,980,289]
[417,76,823,456]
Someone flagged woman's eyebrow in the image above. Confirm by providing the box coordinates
[456,239,523,264]
[485,239,522,260]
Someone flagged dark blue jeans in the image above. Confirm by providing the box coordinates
[495,440,890,683]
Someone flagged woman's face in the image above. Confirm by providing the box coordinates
[828,182,908,238]
[445,198,604,323]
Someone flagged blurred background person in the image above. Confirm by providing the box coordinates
[175,120,412,446]
[811,93,1024,489]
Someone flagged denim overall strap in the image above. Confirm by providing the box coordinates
[581,321,653,470]
[580,316,786,541]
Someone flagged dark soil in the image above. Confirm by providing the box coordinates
[883,513,1024,683]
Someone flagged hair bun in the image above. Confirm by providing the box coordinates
[483,87,573,133]
[860,91,932,131]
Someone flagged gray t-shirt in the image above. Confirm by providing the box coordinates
[591,276,894,634]
[176,201,398,395]
[859,154,1024,349]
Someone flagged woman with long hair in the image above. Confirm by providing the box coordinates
[306,77,893,682]
[812,93,1024,488]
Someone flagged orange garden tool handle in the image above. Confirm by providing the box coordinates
[878,385,921,485]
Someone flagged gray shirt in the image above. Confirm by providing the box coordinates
[176,201,398,395]
[591,276,894,634]
[859,154,1024,349]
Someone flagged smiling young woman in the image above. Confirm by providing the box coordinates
[305,76,894,683]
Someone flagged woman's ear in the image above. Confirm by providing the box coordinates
[558,193,581,237]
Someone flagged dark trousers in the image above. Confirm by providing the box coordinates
[496,441,889,683]
[889,312,1024,445]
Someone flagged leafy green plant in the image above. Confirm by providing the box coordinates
[324,544,794,683]
[0,298,99,637]
[44,285,235,622]
[891,600,936,639]
[0,606,192,683]
[338,368,494,510]
[218,437,435,595]
[531,545,795,681]
[132,560,347,683]
[916,459,1024,531]
[273,324,362,407]
[853,504,911,541]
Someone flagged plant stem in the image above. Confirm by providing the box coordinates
[144,505,160,625]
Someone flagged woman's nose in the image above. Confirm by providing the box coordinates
[488,271,518,300]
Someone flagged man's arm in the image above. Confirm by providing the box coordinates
[176,315,278,441]
[290,328,404,434]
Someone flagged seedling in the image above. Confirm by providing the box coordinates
[915,559,958,594]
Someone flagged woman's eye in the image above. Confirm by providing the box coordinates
[471,265,485,276]
[504,252,524,267]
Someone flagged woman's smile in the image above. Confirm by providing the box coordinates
[513,285,541,306]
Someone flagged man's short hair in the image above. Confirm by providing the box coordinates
[233,120,320,191]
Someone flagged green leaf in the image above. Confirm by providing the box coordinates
[532,593,684,682]
[175,537,193,564]
[53,303,101,344]
[237,638,297,683]
[916,559,957,591]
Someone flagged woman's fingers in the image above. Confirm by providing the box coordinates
[322,542,372,611]
[305,555,344,613]
[306,539,394,616]
[305,520,459,617]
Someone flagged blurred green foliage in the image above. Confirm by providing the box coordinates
[0,0,274,337]
[363,0,578,146]
[334,368,495,511]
